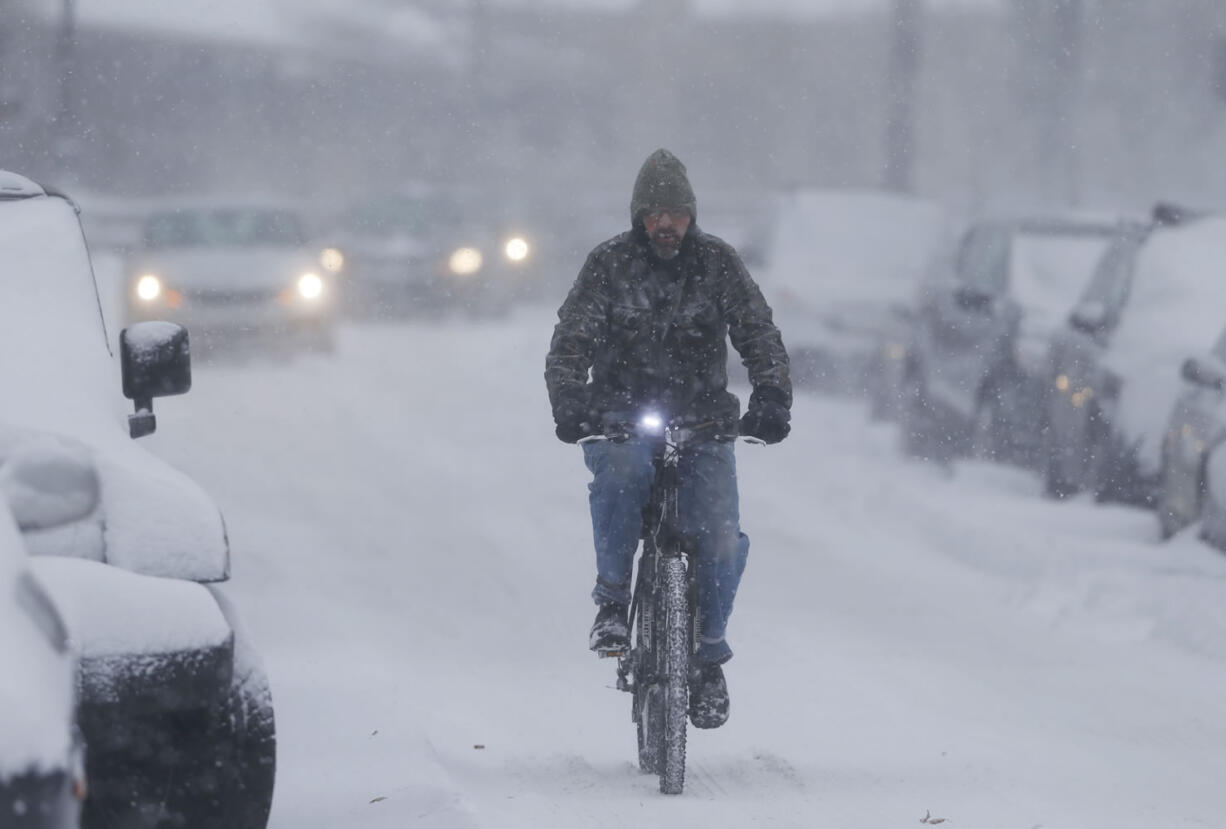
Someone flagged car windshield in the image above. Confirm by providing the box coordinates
[1211,325,1226,363]
[341,194,466,238]
[956,225,1011,294]
[1077,231,1146,316]
[143,209,305,248]
[1009,231,1114,319]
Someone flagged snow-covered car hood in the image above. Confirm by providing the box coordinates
[0,192,228,581]
[0,503,75,777]
[130,246,321,293]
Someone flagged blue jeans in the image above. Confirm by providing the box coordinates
[582,438,749,665]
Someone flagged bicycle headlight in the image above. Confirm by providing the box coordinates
[639,413,664,434]
[136,274,162,302]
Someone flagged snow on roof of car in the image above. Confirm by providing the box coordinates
[0,170,46,199]
[1110,215,1226,368]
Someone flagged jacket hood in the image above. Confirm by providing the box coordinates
[630,148,697,226]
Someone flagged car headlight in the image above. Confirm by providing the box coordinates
[297,272,324,300]
[504,237,530,262]
[320,248,344,273]
[1055,374,1070,393]
[449,247,483,276]
[136,274,162,302]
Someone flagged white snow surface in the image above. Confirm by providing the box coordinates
[1103,217,1226,474]
[99,263,1226,829]
[0,505,75,777]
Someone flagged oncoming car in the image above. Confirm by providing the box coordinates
[125,204,337,354]
[327,189,537,317]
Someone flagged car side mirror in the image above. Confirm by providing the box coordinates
[953,285,993,313]
[1069,301,1108,336]
[1181,357,1226,391]
[120,322,192,439]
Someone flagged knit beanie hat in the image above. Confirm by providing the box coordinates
[630,148,697,225]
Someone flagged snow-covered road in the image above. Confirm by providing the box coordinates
[137,306,1226,828]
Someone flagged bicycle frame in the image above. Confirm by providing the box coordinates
[583,414,749,794]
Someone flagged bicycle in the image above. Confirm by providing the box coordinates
[583,411,755,795]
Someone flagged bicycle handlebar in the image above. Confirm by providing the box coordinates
[577,415,765,447]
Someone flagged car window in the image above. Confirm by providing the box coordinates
[143,209,306,248]
[1077,232,1144,319]
[1211,326,1226,362]
[342,194,465,238]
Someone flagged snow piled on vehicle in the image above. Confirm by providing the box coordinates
[0,505,75,777]
[1103,216,1226,474]
[30,557,232,658]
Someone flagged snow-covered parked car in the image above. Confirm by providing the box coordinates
[757,189,952,400]
[124,203,337,355]
[1154,327,1226,537]
[1043,214,1226,507]
[901,215,1120,465]
[0,171,275,829]
[1198,439,1226,552]
[0,472,86,829]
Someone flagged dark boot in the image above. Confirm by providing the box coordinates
[689,663,730,729]
[589,602,629,652]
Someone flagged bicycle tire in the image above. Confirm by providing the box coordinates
[658,555,689,795]
[634,586,661,775]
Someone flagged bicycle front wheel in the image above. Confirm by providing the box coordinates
[658,555,689,795]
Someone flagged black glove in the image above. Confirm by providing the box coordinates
[740,387,791,444]
[553,393,593,444]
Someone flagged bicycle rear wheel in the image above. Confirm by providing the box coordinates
[657,555,689,795]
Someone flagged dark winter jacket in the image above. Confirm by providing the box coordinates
[545,223,791,426]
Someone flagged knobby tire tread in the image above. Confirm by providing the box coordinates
[658,556,688,794]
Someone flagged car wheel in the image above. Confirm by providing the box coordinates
[970,391,1002,462]
[1042,421,1079,499]
[901,375,944,460]
[210,660,277,829]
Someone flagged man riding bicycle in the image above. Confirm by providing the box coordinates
[545,148,791,729]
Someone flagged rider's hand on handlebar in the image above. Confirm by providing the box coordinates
[739,400,790,444]
[553,395,593,444]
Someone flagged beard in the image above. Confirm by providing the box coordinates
[648,230,682,259]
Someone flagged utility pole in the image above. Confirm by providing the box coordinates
[1011,0,1083,205]
[1047,0,1083,206]
[53,0,79,179]
[883,0,922,192]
